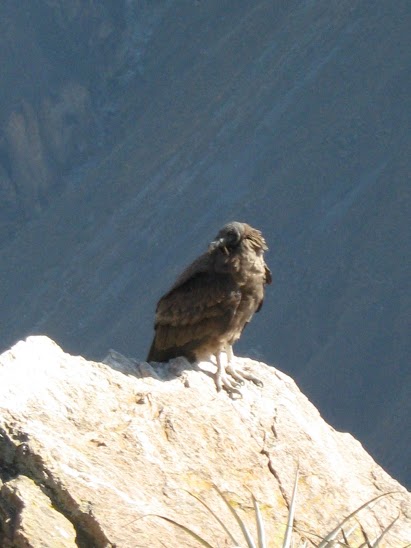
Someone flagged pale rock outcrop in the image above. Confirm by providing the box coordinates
[0,475,76,547]
[0,336,410,547]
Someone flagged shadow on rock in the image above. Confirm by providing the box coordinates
[103,348,204,383]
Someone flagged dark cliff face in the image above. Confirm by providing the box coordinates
[0,1,410,487]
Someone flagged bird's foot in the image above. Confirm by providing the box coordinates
[215,356,263,398]
[226,363,263,388]
[215,367,243,398]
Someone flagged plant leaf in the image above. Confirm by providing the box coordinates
[252,493,266,548]
[182,489,241,546]
[213,484,257,548]
[318,492,399,548]
[153,514,215,548]
[341,526,353,546]
[282,467,299,548]
[359,521,373,547]
[372,513,400,547]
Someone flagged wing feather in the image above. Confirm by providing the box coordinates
[147,269,241,361]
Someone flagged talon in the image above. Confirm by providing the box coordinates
[225,363,263,388]
[228,389,243,400]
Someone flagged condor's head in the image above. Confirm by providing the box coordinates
[209,222,267,255]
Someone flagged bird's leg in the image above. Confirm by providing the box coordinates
[214,352,242,397]
[225,345,264,388]
[226,344,235,363]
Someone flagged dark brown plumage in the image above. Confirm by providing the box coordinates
[147,221,272,394]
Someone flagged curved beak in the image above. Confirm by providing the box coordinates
[209,237,229,254]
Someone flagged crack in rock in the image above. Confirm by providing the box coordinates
[260,448,290,510]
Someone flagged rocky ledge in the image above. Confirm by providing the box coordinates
[0,336,410,547]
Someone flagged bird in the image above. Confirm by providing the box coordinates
[147,221,272,396]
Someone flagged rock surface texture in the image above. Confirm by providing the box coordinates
[0,337,410,547]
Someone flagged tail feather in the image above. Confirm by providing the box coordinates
[147,337,197,363]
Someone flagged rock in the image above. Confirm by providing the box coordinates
[4,101,52,215]
[0,475,77,547]
[0,336,410,547]
[40,82,95,169]
[2,83,95,222]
